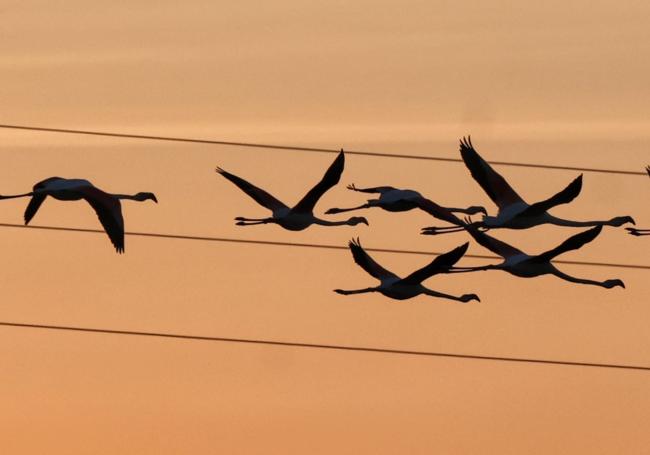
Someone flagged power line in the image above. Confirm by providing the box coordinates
[0,123,645,176]
[1,321,648,372]
[1,222,648,270]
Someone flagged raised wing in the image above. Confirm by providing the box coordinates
[532,225,602,263]
[348,238,398,281]
[217,167,288,213]
[293,150,345,213]
[23,194,47,225]
[459,137,525,209]
[400,242,469,285]
[80,186,125,253]
[464,221,525,258]
[518,175,583,217]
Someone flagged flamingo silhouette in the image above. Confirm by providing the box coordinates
[626,166,650,236]
[217,150,368,231]
[421,137,634,235]
[447,218,624,289]
[0,177,157,253]
[326,183,486,219]
[334,238,480,302]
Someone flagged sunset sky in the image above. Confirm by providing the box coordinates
[1,1,650,453]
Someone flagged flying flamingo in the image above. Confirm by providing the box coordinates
[0,177,157,253]
[421,137,635,236]
[217,150,368,230]
[626,166,650,236]
[447,218,624,289]
[334,238,480,302]
[326,183,486,220]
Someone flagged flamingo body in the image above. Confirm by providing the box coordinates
[218,151,369,231]
[421,137,634,235]
[334,239,480,303]
[0,177,157,253]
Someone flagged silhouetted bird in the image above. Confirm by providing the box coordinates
[217,150,368,230]
[626,166,650,236]
[334,238,480,302]
[0,177,157,253]
[422,137,634,235]
[447,219,624,289]
[326,183,486,220]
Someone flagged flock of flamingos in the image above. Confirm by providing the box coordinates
[1,137,647,303]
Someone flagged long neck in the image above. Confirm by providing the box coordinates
[335,287,377,295]
[0,192,33,200]
[314,217,355,226]
[546,215,610,227]
[111,193,140,201]
[552,269,611,288]
[422,288,464,302]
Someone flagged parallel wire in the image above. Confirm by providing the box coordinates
[0,123,645,176]
[1,222,648,270]
[1,321,649,372]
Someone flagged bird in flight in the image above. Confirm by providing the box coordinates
[334,238,480,303]
[217,150,368,231]
[626,166,650,236]
[447,218,625,289]
[326,183,485,221]
[421,137,635,235]
[0,177,157,253]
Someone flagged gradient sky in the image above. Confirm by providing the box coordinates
[1,1,649,453]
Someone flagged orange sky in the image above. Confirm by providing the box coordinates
[1,1,649,453]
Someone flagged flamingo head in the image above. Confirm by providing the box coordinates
[603,279,625,289]
[467,206,488,216]
[460,294,481,303]
[348,216,369,226]
[134,192,158,203]
[609,216,634,226]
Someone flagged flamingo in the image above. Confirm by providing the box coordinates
[421,137,635,236]
[334,238,480,302]
[626,166,650,236]
[0,177,157,253]
[217,150,368,231]
[326,183,486,218]
[447,218,624,289]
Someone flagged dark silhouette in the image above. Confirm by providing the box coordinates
[334,238,480,302]
[0,177,157,253]
[626,166,650,236]
[326,183,486,219]
[421,137,635,235]
[447,218,624,289]
[217,150,368,230]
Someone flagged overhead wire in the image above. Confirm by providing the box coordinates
[1,321,648,372]
[0,123,646,176]
[0,222,648,270]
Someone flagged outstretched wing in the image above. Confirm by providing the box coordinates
[217,167,288,213]
[464,222,525,258]
[532,225,602,263]
[518,175,582,217]
[293,151,345,213]
[400,242,470,285]
[24,194,47,225]
[348,238,398,281]
[80,186,125,253]
[415,198,465,225]
[459,137,525,209]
